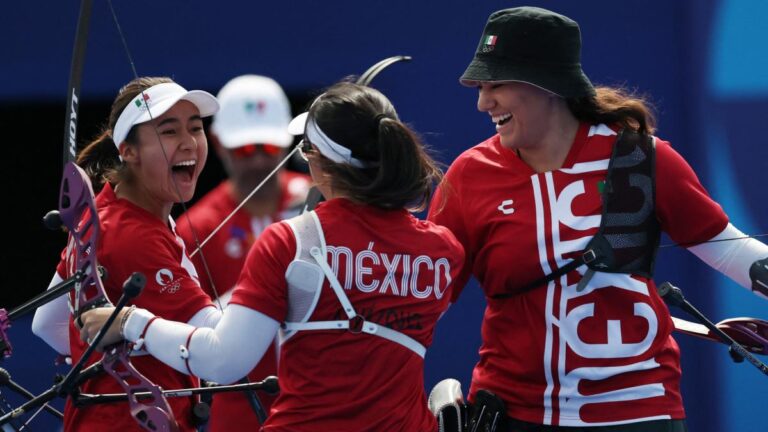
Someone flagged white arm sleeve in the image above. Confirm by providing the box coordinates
[186,305,222,328]
[687,223,768,291]
[123,304,278,384]
[31,273,72,355]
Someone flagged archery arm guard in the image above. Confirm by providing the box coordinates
[749,257,768,299]
[428,379,466,432]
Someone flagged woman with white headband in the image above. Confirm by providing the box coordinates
[32,76,221,431]
[78,81,466,431]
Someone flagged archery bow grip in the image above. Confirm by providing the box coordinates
[749,257,768,298]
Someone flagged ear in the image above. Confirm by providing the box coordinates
[119,142,140,163]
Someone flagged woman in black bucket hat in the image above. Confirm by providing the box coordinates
[429,6,768,432]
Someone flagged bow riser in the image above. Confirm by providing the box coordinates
[58,162,178,431]
[102,347,179,432]
[59,164,108,314]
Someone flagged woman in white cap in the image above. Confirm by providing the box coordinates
[429,6,768,432]
[33,76,221,431]
[78,81,465,431]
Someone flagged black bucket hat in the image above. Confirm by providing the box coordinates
[460,7,595,98]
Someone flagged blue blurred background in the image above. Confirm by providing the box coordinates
[0,0,766,430]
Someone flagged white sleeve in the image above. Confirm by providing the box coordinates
[186,305,222,328]
[123,304,278,384]
[687,223,768,291]
[31,273,72,355]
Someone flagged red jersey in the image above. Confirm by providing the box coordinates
[57,183,214,432]
[175,172,309,431]
[230,198,465,432]
[428,123,729,427]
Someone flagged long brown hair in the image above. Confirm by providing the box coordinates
[76,76,174,191]
[566,86,656,134]
[306,82,443,211]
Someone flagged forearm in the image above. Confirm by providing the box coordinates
[687,223,768,297]
[122,304,278,383]
[31,273,72,355]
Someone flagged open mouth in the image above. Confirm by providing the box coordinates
[494,113,512,127]
[171,160,196,182]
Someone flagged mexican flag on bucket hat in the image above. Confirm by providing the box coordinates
[460,6,595,98]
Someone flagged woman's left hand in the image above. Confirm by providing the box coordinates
[78,307,126,351]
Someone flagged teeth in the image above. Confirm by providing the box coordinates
[173,160,196,167]
[491,113,512,124]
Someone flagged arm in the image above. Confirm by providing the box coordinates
[80,221,294,381]
[31,272,71,355]
[688,223,768,298]
[81,304,278,384]
[428,159,473,302]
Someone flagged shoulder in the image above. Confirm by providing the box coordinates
[652,136,693,174]
[450,135,501,171]
[417,219,465,257]
[100,212,175,259]
[254,220,297,255]
[241,219,297,272]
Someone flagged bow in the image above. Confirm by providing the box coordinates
[2,0,185,429]
[60,163,180,431]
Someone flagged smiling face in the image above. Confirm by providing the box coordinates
[475,81,561,150]
[119,100,208,216]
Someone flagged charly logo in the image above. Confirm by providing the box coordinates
[481,34,498,53]
[155,268,181,294]
[497,199,515,215]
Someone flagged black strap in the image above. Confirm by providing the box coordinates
[491,249,597,299]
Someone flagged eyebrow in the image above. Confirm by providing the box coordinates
[157,114,203,127]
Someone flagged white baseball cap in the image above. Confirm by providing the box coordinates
[112,82,219,149]
[212,75,293,149]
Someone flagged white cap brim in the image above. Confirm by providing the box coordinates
[130,90,219,126]
[113,83,219,149]
[214,126,293,148]
[287,112,309,136]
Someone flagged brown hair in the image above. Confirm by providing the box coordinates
[306,82,442,211]
[566,86,656,134]
[77,76,174,191]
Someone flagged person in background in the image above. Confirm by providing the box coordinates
[429,7,768,432]
[175,75,310,431]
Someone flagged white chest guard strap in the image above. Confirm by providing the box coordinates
[282,211,426,358]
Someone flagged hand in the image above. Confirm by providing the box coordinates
[78,307,126,351]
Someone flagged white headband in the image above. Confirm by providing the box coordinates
[112,82,219,151]
[303,116,369,168]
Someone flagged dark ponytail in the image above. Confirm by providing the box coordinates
[77,76,173,191]
[308,82,442,211]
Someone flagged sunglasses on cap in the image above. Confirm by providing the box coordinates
[230,143,283,159]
